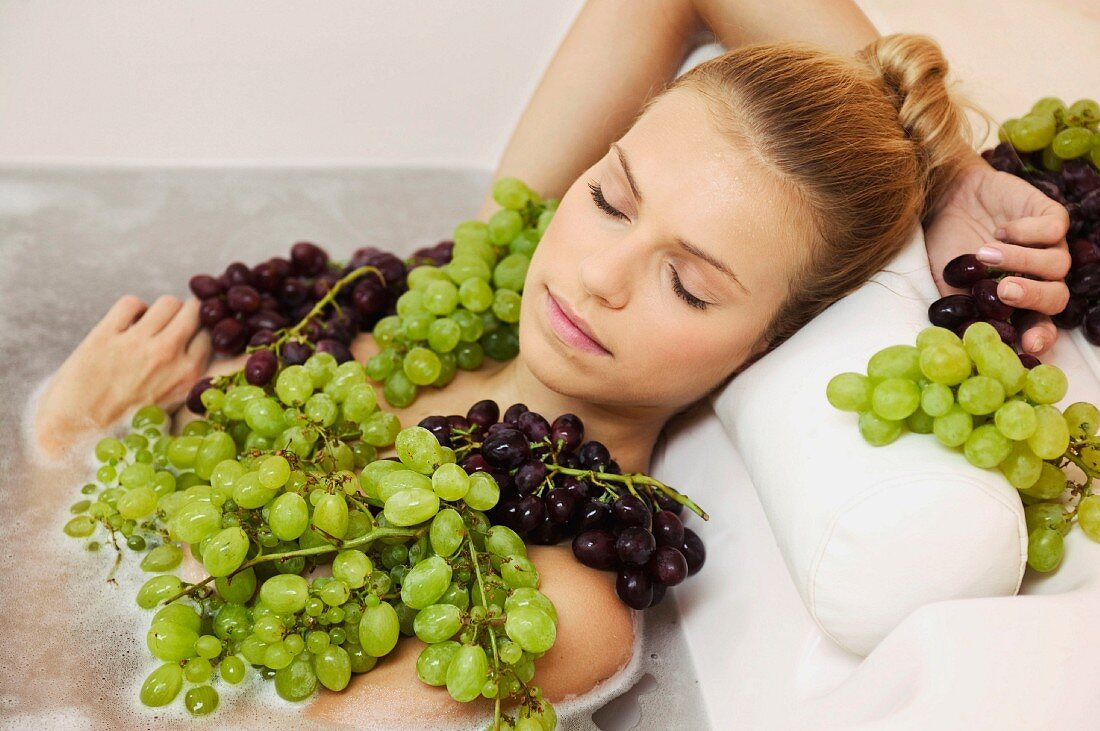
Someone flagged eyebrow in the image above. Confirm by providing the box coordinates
[611,142,751,296]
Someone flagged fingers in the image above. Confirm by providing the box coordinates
[1013,309,1059,356]
[132,295,185,336]
[159,298,202,346]
[996,276,1070,316]
[995,209,1069,248]
[185,327,213,366]
[976,241,1071,281]
[99,295,148,333]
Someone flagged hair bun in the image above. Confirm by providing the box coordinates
[858,33,979,220]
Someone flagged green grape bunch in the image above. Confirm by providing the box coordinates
[366,178,558,408]
[827,321,1100,574]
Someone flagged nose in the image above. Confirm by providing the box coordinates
[578,234,638,309]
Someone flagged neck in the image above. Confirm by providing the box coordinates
[484,357,676,472]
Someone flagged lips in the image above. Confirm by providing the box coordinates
[546,288,611,356]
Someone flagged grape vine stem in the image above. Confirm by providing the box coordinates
[545,465,709,520]
[161,526,420,605]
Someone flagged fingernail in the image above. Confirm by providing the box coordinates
[976,246,1003,264]
[994,227,1008,241]
[1001,281,1023,301]
[1030,336,1046,353]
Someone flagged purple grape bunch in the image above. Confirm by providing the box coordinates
[183,240,455,410]
[420,400,707,610]
[979,141,1100,345]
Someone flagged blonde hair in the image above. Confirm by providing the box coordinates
[647,33,992,373]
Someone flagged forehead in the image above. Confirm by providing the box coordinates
[616,88,804,271]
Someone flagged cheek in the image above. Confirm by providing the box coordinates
[635,308,756,392]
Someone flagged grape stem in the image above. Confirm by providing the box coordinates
[240,264,380,361]
[545,465,709,520]
[468,534,503,731]
[160,526,420,605]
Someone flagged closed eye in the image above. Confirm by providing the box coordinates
[587,180,628,221]
[587,179,710,311]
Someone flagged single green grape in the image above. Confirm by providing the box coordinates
[1026,526,1063,572]
[140,663,184,707]
[858,410,903,446]
[446,644,489,702]
[359,602,400,658]
[826,372,873,412]
[867,344,922,382]
[1063,402,1100,440]
[1076,495,1100,540]
[932,404,973,448]
[1010,112,1057,152]
[417,641,461,687]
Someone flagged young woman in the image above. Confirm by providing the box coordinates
[31,0,1071,726]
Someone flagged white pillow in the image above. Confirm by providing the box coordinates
[712,222,1028,656]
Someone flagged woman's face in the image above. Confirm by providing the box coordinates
[520,87,811,411]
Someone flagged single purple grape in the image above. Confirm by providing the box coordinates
[211,318,247,355]
[514,494,546,533]
[185,376,213,414]
[615,567,653,610]
[648,582,668,608]
[503,403,529,425]
[1069,262,1100,298]
[986,319,1018,346]
[247,309,288,333]
[943,254,990,288]
[516,411,551,442]
[251,262,282,293]
[1017,353,1042,369]
[223,262,252,287]
[612,495,652,530]
[281,339,312,366]
[928,294,979,330]
[351,279,388,316]
[971,279,1015,321]
[466,399,500,431]
[199,297,228,327]
[1052,295,1088,329]
[460,452,489,474]
[418,415,452,447]
[652,510,685,548]
[527,517,566,546]
[245,348,278,386]
[646,545,688,586]
[1084,304,1100,346]
[550,413,584,452]
[290,241,329,277]
[1070,239,1100,268]
[616,526,656,566]
[572,530,619,570]
[545,488,576,524]
[249,328,277,347]
[481,427,532,470]
[578,441,611,471]
[226,284,261,315]
[574,499,612,532]
[653,491,685,516]
[681,528,706,575]
[514,461,548,497]
[189,274,223,299]
[1080,188,1100,221]
[278,277,309,307]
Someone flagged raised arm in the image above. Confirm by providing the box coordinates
[475,0,880,221]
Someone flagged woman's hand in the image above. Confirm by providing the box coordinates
[924,154,1071,357]
[33,295,212,458]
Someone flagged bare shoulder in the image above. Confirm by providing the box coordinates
[307,545,635,727]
